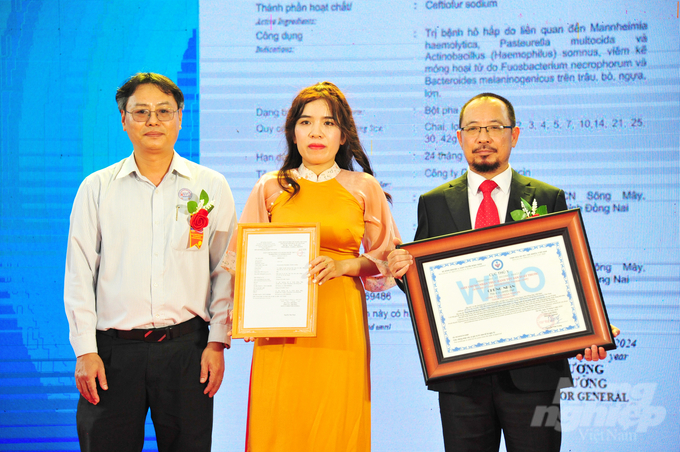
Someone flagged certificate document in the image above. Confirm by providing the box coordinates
[401,210,614,383]
[422,236,587,359]
[234,224,319,337]
[243,233,310,328]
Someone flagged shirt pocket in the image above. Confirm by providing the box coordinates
[172,212,192,251]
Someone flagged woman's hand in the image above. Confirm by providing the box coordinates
[228,331,257,342]
[309,256,344,285]
[309,255,379,285]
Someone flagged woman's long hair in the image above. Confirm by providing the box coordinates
[277,82,390,201]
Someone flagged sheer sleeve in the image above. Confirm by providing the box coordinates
[336,171,401,292]
[221,172,283,273]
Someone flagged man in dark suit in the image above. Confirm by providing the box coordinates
[388,93,616,451]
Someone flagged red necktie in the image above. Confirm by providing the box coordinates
[475,179,500,228]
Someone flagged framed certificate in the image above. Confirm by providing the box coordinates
[233,223,320,338]
[400,209,615,384]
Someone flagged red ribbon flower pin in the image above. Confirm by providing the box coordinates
[187,190,214,249]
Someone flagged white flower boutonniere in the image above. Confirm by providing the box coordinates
[510,197,548,221]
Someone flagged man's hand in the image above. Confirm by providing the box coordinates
[387,237,413,279]
[200,342,225,397]
[75,353,108,405]
[576,324,621,361]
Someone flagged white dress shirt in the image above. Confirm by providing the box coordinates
[466,165,513,228]
[64,151,237,357]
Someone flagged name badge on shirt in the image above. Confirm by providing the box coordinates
[189,228,204,249]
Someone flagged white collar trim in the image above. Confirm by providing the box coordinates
[297,163,341,182]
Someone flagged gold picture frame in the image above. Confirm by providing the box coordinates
[233,223,320,338]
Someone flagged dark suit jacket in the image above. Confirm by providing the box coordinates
[413,169,574,394]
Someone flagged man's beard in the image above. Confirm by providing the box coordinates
[471,159,500,174]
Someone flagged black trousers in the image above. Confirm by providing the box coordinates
[438,372,562,452]
[77,325,213,452]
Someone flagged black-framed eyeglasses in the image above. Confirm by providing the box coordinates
[125,108,180,122]
[460,125,514,136]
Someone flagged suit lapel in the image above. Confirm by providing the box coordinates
[506,170,535,223]
[444,173,472,232]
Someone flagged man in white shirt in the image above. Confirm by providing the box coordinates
[64,72,237,452]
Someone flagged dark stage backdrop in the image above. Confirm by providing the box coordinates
[1,1,678,450]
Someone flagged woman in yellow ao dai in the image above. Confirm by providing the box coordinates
[224,82,400,451]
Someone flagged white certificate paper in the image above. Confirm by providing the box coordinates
[242,232,311,329]
[422,236,587,359]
